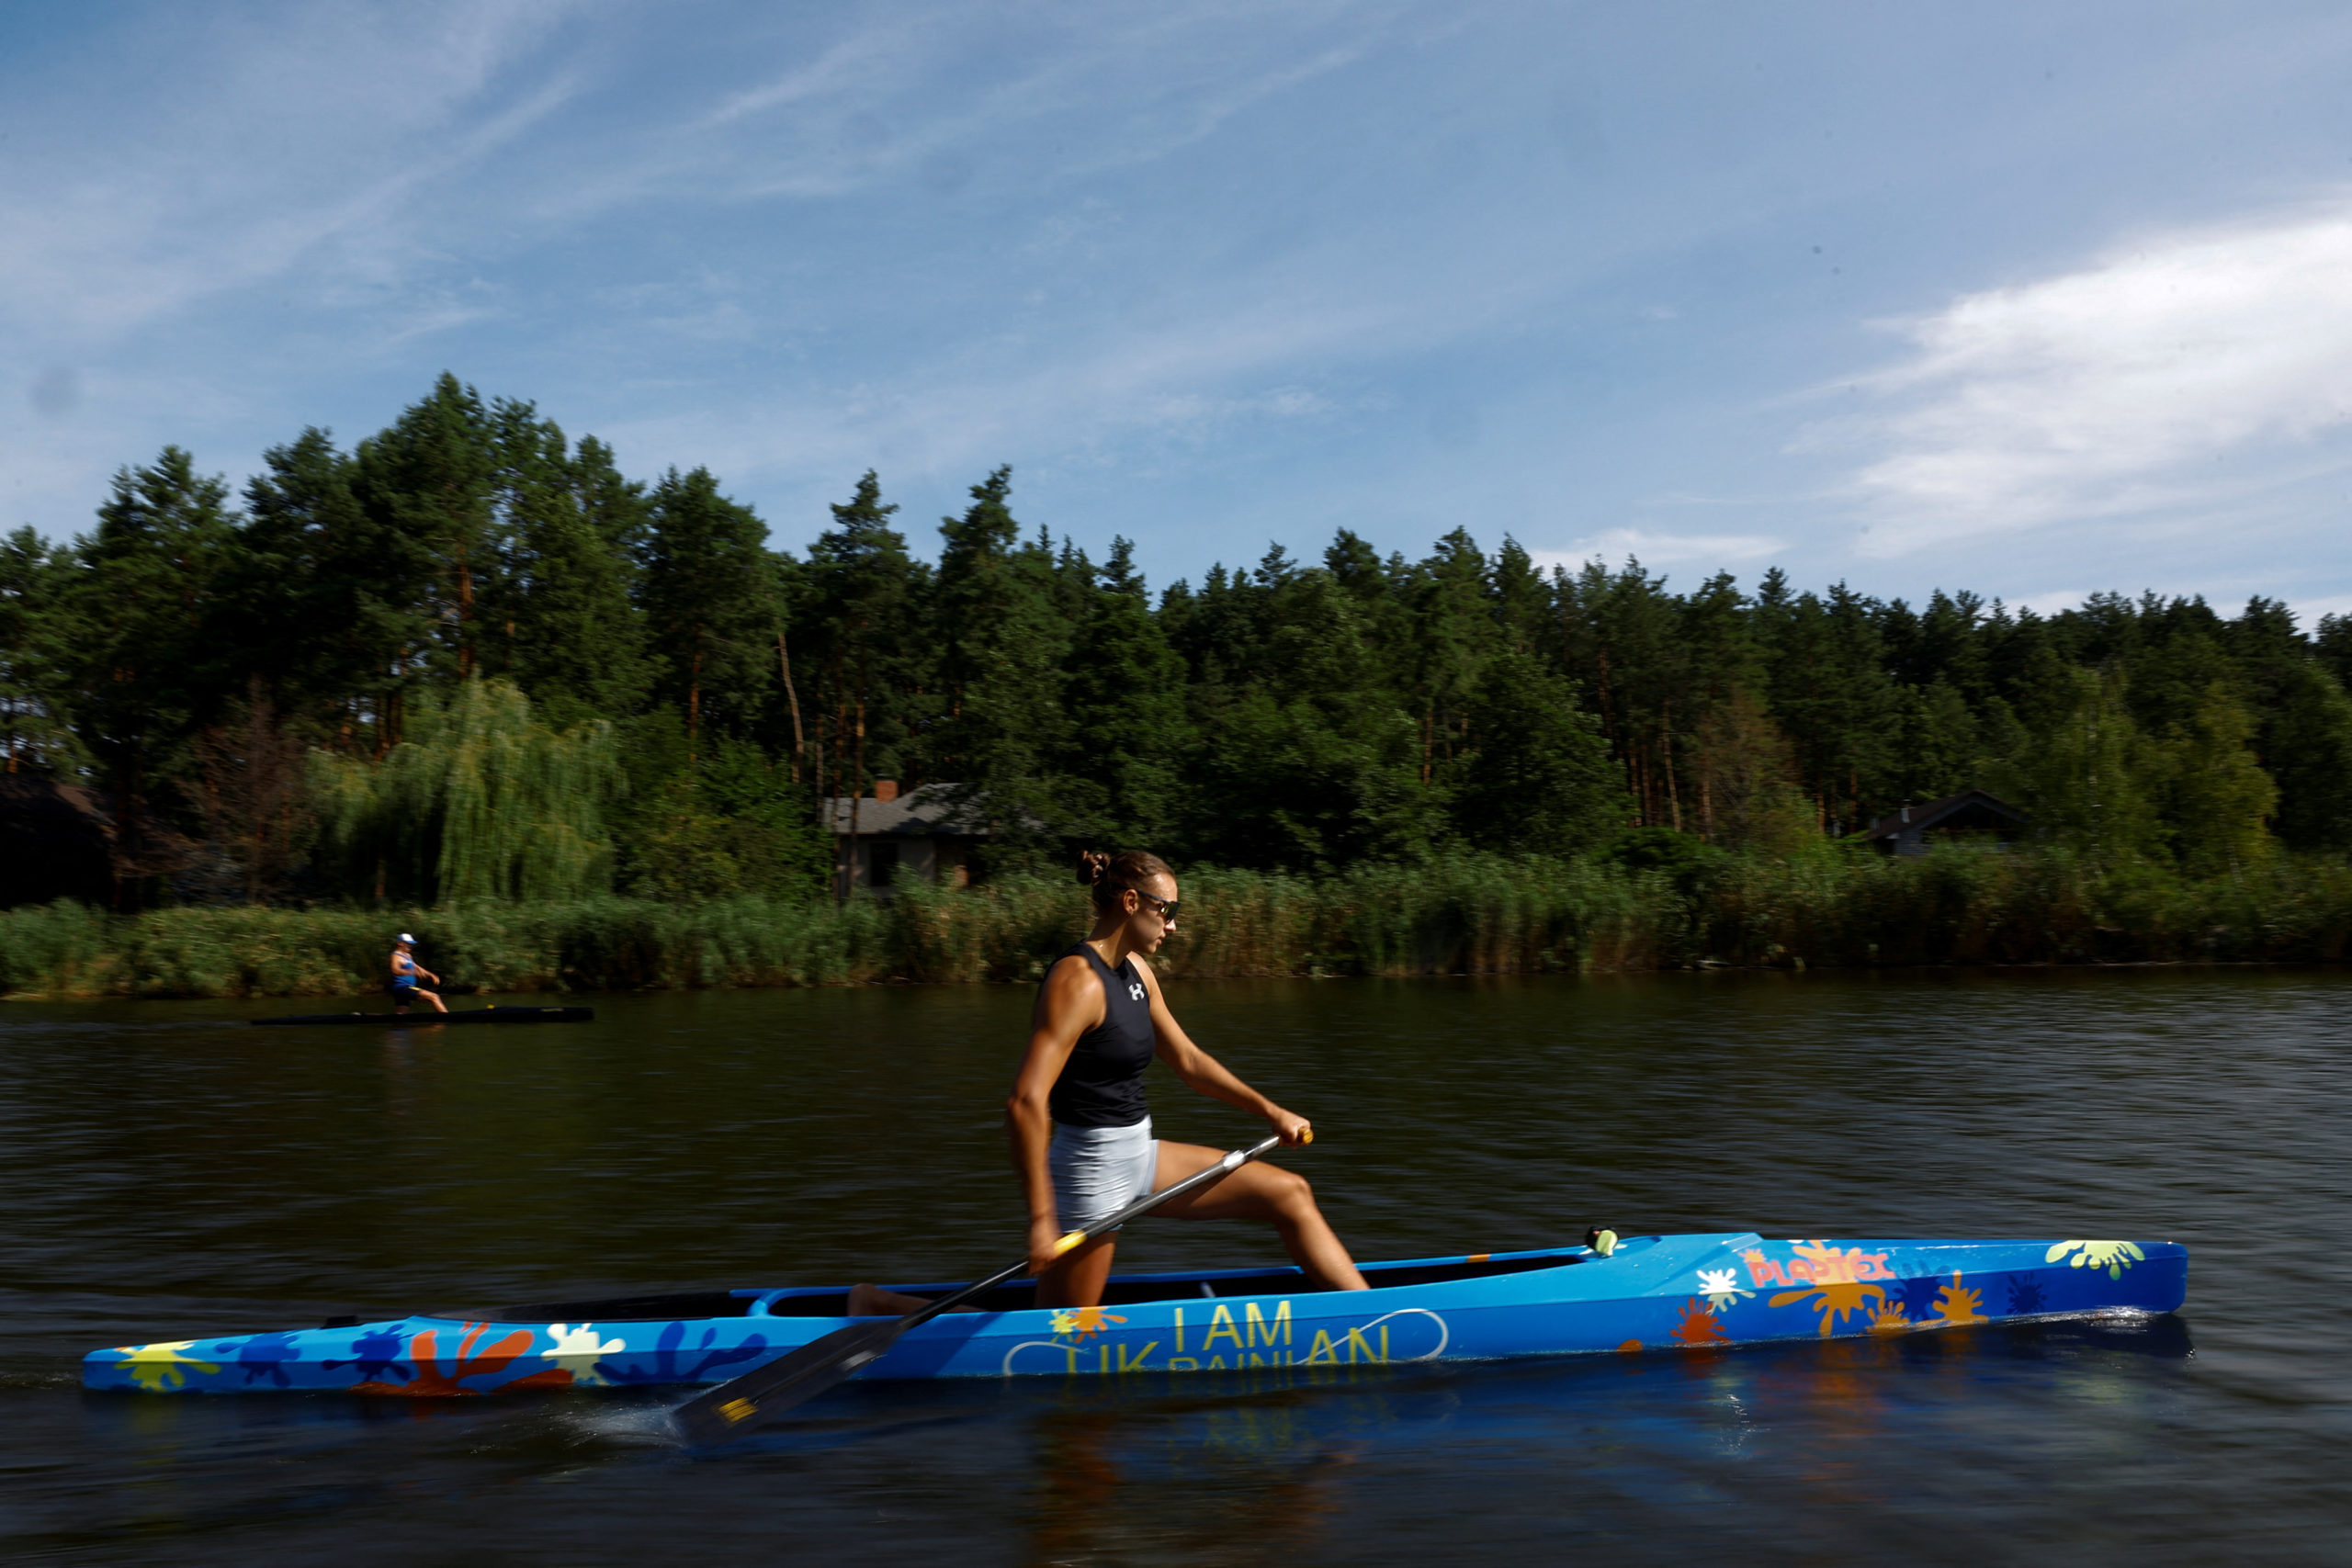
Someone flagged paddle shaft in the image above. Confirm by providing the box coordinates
[898,1132,1286,1331]
[673,1132,1290,1443]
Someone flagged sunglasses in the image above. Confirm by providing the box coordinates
[1133,892,1181,922]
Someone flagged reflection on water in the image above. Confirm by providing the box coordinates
[0,970,2344,1564]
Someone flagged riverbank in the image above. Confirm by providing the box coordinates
[2,849,2347,999]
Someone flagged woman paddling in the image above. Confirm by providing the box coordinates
[1010,851,1368,1309]
[388,934,447,1016]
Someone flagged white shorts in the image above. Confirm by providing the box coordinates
[1048,1117,1159,1232]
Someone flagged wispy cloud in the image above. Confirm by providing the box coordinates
[1818,197,2352,557]
[0,1,578,345]
[594,289,1402,504]
[698,26,912,128]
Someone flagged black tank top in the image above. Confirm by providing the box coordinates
[1046,943,1155,1128]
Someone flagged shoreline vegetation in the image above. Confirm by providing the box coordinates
[11,376,2352,1000]
[6,850,2346,1000]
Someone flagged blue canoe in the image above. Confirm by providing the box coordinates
[84,1232,2185,1397]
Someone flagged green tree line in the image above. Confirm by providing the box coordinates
[6,372,2351,912]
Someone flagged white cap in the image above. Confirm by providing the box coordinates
[397,932,415,944]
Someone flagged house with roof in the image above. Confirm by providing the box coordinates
[821,779,994,896]
[1860,788,2028,856]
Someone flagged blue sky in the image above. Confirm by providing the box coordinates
[7,1,2352,619]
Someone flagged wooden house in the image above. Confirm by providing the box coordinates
[1860,788,2028,856]
[821,780,994,897]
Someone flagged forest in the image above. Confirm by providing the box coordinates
[4,373,2351,994]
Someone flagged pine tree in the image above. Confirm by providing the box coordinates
[639,467,774,750]
[799,470,930,802]
[931,468,1074,862]
[1061,536,1193,845]
[483,400,652,728]
[60,447,241,900]
[1401,528,1500,792]
[353,374,501,683]
[0,526,81,773]
[1183,569,1422,870]
[232,426,423,742]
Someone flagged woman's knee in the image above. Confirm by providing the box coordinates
[1264,1166,1316,1215]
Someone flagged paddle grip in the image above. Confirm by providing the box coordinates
[1053,1231,1087,1256]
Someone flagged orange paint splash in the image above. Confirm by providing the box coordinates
[1672,1300,1729,1347]
[354,1323,573,1398]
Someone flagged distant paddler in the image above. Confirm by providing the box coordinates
[389,933,447,1016]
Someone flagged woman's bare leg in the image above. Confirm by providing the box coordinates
[1034,1232,1118,1309]
[1149,1141,1369,1291]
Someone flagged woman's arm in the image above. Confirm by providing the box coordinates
[1136,964,1311,1145]
[1006,956,1104,1274]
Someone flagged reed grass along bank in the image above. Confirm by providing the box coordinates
[4,849,2346,1000]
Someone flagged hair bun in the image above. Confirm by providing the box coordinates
[1077,850,1111,886]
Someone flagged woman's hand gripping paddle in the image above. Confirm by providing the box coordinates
[672,1132,1295,1447]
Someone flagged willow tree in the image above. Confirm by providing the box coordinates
[311,678,620,903]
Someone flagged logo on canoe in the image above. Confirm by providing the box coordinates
[1001,1301,1449,1375]
[2045,1240,2144,1279]
[1740,1242,1896,1289]
[1048,1307,1127,1340]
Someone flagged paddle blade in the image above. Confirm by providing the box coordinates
[670,1318,904,1446]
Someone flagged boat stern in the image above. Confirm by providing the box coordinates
[84,1309,818,1395]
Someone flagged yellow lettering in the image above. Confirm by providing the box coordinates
[1064,1345,1079,1373]
[1305,1330,1339,1365]
[1380,1325,1389,1361]
[1116,1342,1159,1371]
[1204,1304,1241,1350]
[1173,1307,1185,1352]
[1244,1300,1293,1347]
[1345,1327,1381,1364]
[1206,1355,1227,1370]
[1246,1352,1265,1367]
[1099,1346,1109,1375]
[1168,1357,1199,1371]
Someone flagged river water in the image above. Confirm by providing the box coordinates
[1,970,2346,1564]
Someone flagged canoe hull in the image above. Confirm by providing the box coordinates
[250,1007,594,1027]
[83,1233,2187,1396]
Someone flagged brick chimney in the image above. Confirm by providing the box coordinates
[873,778,899,804]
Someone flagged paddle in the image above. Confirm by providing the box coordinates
[672,1131,1295,1446]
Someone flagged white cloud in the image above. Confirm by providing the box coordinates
[1824,197,2352,557]
[2012,589,2095,617]
[1529,530,1785,574]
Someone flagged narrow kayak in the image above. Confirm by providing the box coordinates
[250,1006,594,1027]
[84,1232,2185,1395]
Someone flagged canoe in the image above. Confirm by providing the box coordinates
[84,1232,2185,1397]
[250,1006,594,1027]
